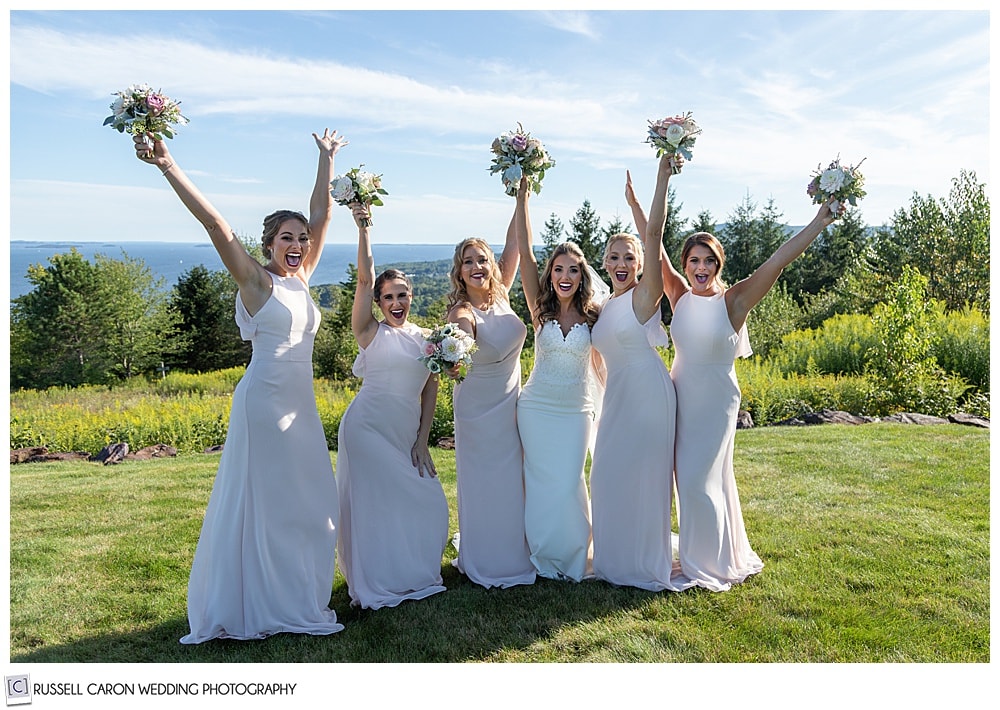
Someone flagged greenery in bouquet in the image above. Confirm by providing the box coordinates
[103,84,188,140]
[807,156,867,212]
[488,123,555,196]
[330,166,388,227]
[419,323,478,382]
[646,112,701,172]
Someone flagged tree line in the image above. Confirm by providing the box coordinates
[9,170,988,391]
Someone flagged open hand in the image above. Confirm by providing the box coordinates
[313,128,348,155]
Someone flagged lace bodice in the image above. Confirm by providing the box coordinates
[519,320,594,412]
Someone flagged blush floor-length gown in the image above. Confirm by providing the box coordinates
[452,300,536,588]
[181,271,342,643]
[336,321,449,609]
[588,290,693,592]
[670,291,763,591]
[517,320,595,582]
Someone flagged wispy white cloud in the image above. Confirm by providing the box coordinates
[536,11,600,39]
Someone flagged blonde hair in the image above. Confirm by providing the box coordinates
[447,237,509,309]
[602,232,645,275]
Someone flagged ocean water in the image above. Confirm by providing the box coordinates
[8,241,459,300]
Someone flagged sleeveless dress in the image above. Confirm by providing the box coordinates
[589,289,693,592]
[517,320,595,582]
[181,271,342,644]
[336,321,449,609]
[670,291,764,591]
[452,300,536,588]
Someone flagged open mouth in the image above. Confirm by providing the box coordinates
[694,274,708,284]
[285,253,302,268]
[557,282,574,292]
[390,308,405,320]
[615,270,629,283]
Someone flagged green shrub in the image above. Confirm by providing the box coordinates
[771,313,876,376]
[736,358,873,425]
[745,281,803,358]
[931,304,989,392]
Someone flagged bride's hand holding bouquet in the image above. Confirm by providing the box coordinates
[488,123,555,196]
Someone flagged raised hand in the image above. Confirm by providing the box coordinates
[133,132,170,168]
[625,169,640,209]
[313,128,348,156]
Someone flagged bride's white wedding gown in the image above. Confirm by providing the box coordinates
[517,320,595,582]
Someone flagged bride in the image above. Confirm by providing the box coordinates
[513,176,606,582]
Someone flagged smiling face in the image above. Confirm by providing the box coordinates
[549,252,583,302]
[267,218,311,276]
[376,277,412,327]
[684,244,720,295]
[459,242,494,297]
[681,232,726,296]
[602,234,643,294]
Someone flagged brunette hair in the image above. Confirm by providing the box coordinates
[681,232,727,289]
[261,210,309,260]
[534,241,600,329]
[373,268,413,303]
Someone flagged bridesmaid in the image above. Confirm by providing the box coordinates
[588,153,693,592]
[513,178,603,582]
[134,129,348,643]
[627,162,841,591]
[335,203,449,609]
[446,208,535,589]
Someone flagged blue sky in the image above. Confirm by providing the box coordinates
[6,6,990,249]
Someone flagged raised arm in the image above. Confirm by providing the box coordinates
[411,375,440,478]
[626,168,687,309]
[134,134,270,308]
[631,154,674,322]
[496,205,521,292]
[726,199,841,330]
[350,203,380,348]
[514,176,541,322]
[303,129,348,280]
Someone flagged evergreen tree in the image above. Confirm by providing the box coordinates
[568,200,606,268]
[170,265,251,372]
[313,264,361,380]
[540,212,567,262]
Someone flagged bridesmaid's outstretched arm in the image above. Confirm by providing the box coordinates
[626,168,687,310]
[350,203,380,348]
[631,154,674,323]
[132,134,271,312]
[726,198,840,331]
[302,129,348,281]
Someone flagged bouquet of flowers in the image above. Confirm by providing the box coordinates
[103,84,188,153]
[419,323,478,382]
[488,123,555,196]
[330,166,387,227]
[806,156,867,215]
[646,112,701,173]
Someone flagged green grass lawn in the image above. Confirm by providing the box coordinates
[8,423,989,664]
